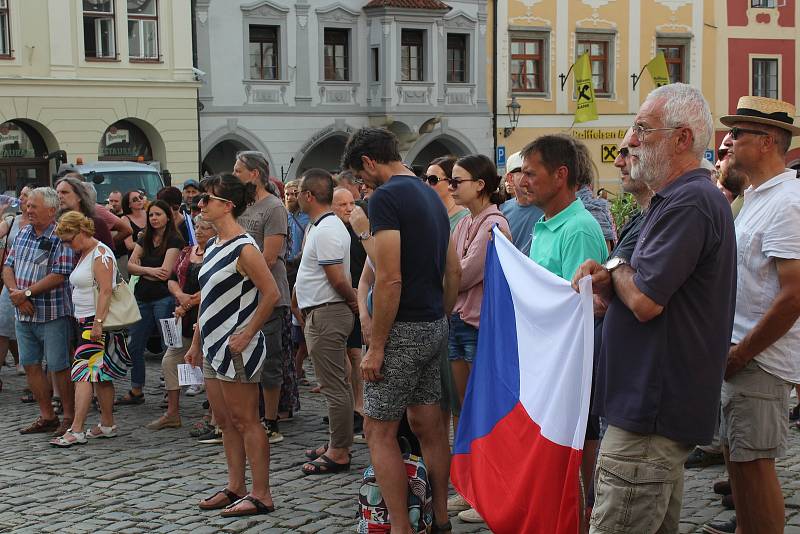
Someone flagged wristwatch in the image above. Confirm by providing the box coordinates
[604,257,628,273]
[95,318,104,324]
[357,231,372,241]
[24,289,32,299]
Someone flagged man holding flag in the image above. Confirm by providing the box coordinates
[573,83,736,533]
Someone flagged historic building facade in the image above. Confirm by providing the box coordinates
[0,0,199,192]
[494,0,800,191]
[195,0,491,179]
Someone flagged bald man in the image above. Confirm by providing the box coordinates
[332,187,367,431]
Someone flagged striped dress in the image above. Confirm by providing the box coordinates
[198,233,266,380]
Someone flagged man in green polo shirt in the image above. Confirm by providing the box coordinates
[519,134,607,526]
[520,134,608,280]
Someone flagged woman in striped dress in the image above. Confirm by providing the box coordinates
[184,174,280,518]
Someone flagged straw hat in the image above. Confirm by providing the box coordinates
[720,96,800,136]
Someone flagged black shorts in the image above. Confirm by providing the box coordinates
[347,314,362,349]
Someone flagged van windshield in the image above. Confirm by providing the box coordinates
[86,171,163,204]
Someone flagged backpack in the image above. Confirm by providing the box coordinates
[357,453,433,534]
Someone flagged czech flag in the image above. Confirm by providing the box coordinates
[451,227,595,534]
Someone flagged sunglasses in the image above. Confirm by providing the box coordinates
[423,175,441,185]
[60,236,75,245]
[728,127,770,140]
[717,148,729,160]
[448,178,478,188]
[197,193,232,205]
[618,147,629,158]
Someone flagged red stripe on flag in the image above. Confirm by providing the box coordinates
[451,402,583,534]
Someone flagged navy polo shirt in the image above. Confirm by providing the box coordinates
[594,168,737,445]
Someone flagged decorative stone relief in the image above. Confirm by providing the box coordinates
[240,0,289,19]
[298,16,307,28]
[317,4,359,24]
[510,0,551,26]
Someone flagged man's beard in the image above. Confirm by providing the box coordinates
[630,136,672,186]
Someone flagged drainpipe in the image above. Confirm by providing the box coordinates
[491,0,498,161]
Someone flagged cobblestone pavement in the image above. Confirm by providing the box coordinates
[1,356,800,533]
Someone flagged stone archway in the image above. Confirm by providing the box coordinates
[406,133,475,175]
[202,139,250,175]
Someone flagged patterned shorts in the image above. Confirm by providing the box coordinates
[364,317,448,421]
[71,317,130,382]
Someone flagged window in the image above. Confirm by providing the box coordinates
[447,34,467,83]
[752,58,778,99]
[576,36,612,96]
[511,38,544,93]
[323,28,349,81]
[0,0,10,57]
[656,43,686,83]
[401,29,424,82]
[751,0,776,7]
[128,0,158,60]
[371,47,379,82]
[83,0,116,59]
[249,25,279,80]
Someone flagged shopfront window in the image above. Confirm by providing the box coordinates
[99,120,153,161]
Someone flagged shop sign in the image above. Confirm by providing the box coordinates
[601,144,618,163]
[0,148,35,158]
[105,127,130,146]
[571,129,627,140]
[0,129,22,146]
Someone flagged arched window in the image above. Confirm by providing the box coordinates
[99,120,152,161]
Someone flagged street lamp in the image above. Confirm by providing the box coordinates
[504,96,521,137]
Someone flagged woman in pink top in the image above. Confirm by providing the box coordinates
[448,155,511,410]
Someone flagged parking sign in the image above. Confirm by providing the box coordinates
[496,146,506,168]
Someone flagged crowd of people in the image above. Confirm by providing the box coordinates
[1,83,799,534]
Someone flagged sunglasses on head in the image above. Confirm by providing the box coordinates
[197,193,231,205]
[728,127,770,141]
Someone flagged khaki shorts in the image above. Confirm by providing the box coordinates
[721,359,792,462]
[590,425,692,534]
[202,351,261,384]
[161,337,193,391]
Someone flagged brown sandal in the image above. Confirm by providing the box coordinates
[198,488,244,510]
[19,416,60,435]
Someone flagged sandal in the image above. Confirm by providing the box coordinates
[87,424,118,439]
[20,389,35,403]
[19,416,60,434]
[115,390,145,406]
[301,454,350,476]
[304,443,328,461]
[50,429,87,448]
[299,378,310,386]
[220,495,275,517]
[52,396,63,415]
[198,488,244,511]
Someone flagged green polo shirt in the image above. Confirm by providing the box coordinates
[529,199,608,280]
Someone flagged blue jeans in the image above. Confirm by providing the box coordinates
[127,295,175,389]
[447,313,478,363]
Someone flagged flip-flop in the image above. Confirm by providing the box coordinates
[198,488,244,510]
[220,495,275,517]
[304,443,328,461]
[301,454,350,476]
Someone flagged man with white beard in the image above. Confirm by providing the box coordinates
[572,83,737,534]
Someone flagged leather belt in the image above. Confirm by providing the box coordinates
[301,301,343,318]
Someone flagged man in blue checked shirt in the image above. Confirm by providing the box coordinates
[2,187,76,437]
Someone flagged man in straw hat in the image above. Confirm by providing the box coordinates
[702,96,800,534]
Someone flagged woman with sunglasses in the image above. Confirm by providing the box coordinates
[424,155,469,233]
[445,154,511,523]
[185,174,280,517]
[121,190,148,253]
[50,212,129,446]
[119,200,184,405]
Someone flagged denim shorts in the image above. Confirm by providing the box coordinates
[448,313,478,363]
[17,316,74,373]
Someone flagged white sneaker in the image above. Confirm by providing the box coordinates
[266,429,284,444]
[447,493,470,512]
[458,508,484,523]
[186,384,205,396]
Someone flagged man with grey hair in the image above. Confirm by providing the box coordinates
[572,83,737,533]
[3,187,76,437]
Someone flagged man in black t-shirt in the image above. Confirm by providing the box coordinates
[341,128,459,533]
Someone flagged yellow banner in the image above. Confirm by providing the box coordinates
[646,51,671,87]
[574,52,598,124]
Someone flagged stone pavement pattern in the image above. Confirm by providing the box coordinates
[1,357,800,534]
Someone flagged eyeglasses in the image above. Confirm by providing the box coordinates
[448,178,478,188]
[631,124,682,140]
[197,193,231,205]
[60,235,75,245]
[131,196,143,202]
[728,127,770,140]
[424,175,441,186]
